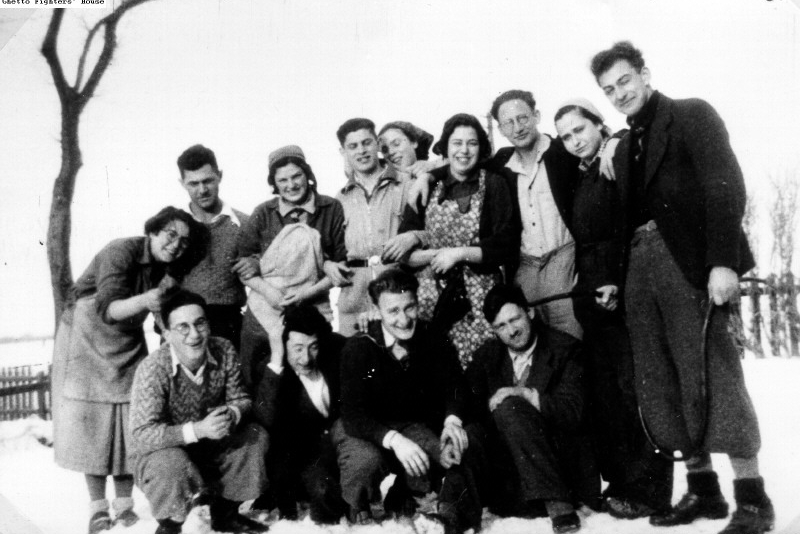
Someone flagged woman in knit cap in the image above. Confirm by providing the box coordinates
[554,99,673,519]
[236,145,346,389]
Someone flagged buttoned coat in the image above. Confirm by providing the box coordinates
[612,94,754,289]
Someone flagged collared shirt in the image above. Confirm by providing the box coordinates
[298,372,331,418]
[336,165,411,260]
[188,200,242,227]
[277,192,317,224]
[169,344,240,444]
[507,337,537,385]
[506,135,573,257]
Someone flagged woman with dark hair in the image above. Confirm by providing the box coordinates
[237,145,346,389]
[52,206,203,534]
[554,99,673,518]
[388,113,518,368]
[378,121,437,175]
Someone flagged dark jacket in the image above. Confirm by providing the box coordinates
[613,94,755,288]
[340,321,468,444]
[466,324,585,433]
[253,332,346,454]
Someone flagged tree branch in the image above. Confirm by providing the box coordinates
[40,9,74,104]
[76,0,154,93]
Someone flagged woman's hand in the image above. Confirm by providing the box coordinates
[323,260,352,287]
[430,248,462,275]
[140,287,165,313]
[280,288,309,308]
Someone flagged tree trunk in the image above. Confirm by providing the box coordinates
[47,103,82,328]
[749,279,764,358]
[768,274,781,357]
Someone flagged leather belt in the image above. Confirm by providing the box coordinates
[346,259,370,268]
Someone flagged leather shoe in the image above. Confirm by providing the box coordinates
[604,496,656,519]
[650,492,729,526]
[154,519,182,534]
[348,508,374,525]
[551,512,581,533]
[719,502,775,534]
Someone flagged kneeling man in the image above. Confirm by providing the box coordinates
[130,290,268,534]
[253,304,348,523]
[466,284,599,533]
[336,268,482,533]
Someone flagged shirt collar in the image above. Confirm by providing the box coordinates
[169,343,215,378]
[381,325,397,348]
[627,90,661,130]
[188,200,241,227]
[505,134,550,175]
[507,336,537,364]
[139,236,155,265]
[340,164,401,194]
[278,191,317,217]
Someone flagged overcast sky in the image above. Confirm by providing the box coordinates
[0,0,798,338]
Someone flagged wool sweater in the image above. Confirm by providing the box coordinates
[182,209,249,306]
[129,336,251,457]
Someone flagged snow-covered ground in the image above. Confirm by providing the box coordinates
[0,357,798,534]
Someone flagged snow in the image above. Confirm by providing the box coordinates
[0,358,798,534]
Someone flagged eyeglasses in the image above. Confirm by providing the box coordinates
[499,114,532,132]
[162,228,191,249]
[171,317,210,337]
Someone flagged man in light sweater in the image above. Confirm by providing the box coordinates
[177,144,257,350]
[130,290,268,534]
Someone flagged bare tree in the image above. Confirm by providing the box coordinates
[41,2,154,329]
[770,171,800,356]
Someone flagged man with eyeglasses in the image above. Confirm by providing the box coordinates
[177,144,256,350]
[129,290,268,534]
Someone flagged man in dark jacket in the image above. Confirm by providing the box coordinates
[591,41,773,534]
[466,284,598,534]
[336,268,484,534]
[252,305,348,524]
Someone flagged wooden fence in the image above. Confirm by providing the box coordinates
[0,365,51,421]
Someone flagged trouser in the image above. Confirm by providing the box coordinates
[574,298,673,509]
[515,243,583,340]
[134,423,268,522]
[206,304,244,352]
[331,420,485,531]
[268,432,347,524]
[238,308,271,390]
[487,397,599,512]
[625,229,761,458]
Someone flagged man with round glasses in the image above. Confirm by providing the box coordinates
[129,290,268,534]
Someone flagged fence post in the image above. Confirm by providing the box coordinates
[768,274,781,357]
[749,278,764,357]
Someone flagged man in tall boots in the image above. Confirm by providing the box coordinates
[590,41,773,534]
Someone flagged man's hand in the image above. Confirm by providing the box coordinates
[382,233,420,263]
[595,284,619,311]
[708,266,739,305]
[389,434,430,477]
[489,386,540,411]
[599,138,620,181]
[439,441,461,469]
[440,421,468,458]
[356,307,381,333]
[407,173,434,211]
[280,288,309,308]
[323,261,353,287]
[430,248,462,275]
[231,257,260,280]
[194,406,233,441]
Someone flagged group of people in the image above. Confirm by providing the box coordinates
[50,41,773,534]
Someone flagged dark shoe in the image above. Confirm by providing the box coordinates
[719,502,775,534]
[113,508,139,527]
[604,496,656,519]
[211,513,269,533]
[88,511,112,534]
[422,512,460,534]
[551,512,581,534]
[384,479,417,518]
[154,519,182,534]
[650,492,729,526]
[250,492,275,512]
[347,508,374,525]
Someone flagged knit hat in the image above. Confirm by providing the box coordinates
[556,98,605,123]
[268,145,305,170]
